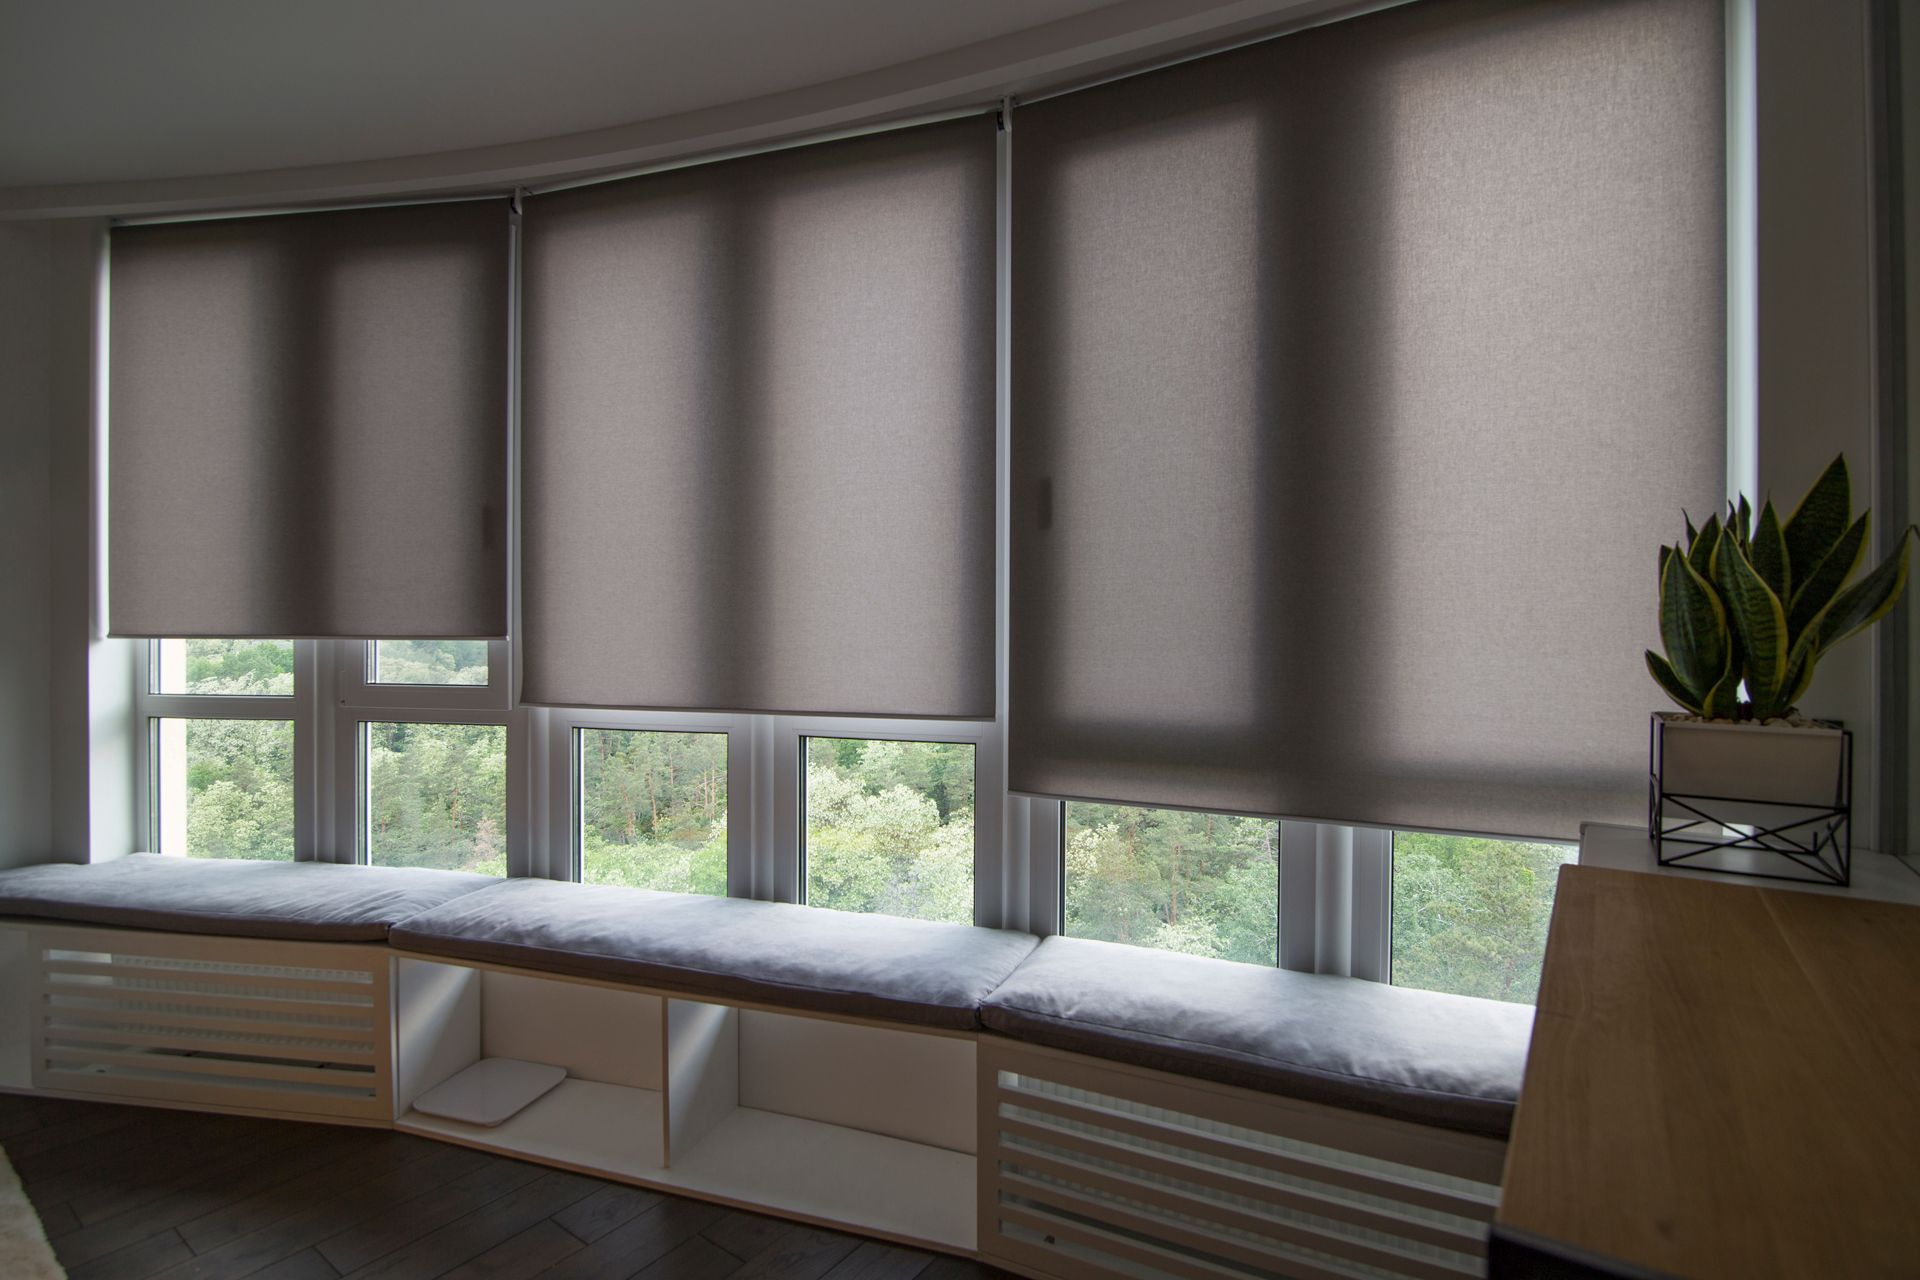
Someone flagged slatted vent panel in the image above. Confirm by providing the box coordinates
[29,926,392,1121]
[981,1044,1503,1280]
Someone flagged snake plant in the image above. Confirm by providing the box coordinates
[1647,455,1916,721]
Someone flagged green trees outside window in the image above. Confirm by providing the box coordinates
[366,722,507,875]
[155,638,294,696]
[154,640,297,860]
[1390,832,1573,1005]
[371,640,489,686]
[805,738,974,924]
[158,717,295,859]
[580,729,727,894]
[1064,803,1279,964]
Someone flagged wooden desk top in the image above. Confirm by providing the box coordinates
[1494,864,1920,1279]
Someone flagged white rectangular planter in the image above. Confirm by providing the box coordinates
[1649,713,1851,885]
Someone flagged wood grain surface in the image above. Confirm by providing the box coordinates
[1496,865,1920,1278]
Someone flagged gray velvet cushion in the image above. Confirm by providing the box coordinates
[390,878,1040,1031]
[0,854,497,943]
[980,936,1533,1138]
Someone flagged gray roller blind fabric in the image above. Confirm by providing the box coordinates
[521,117,996,717]
[1009,0,1727,839]
[109,200,511,639]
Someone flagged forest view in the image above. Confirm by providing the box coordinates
[1391,831,1573,1003]
[156,639,294,860]
[804,738,975,923]
[1065,804,1280,965]
[581,728,728,894]
[161,641,1569,1003]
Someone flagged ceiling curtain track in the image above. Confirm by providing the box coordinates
[1006,0,1728,840]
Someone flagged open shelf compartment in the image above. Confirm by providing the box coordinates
[392,958,665,1181]
[390,957,977,1253]
[659,998,977,1252]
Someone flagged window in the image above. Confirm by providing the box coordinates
[152,717,295,859]
[140,640,299,859]
[364,721,507,875]
[1064,802,1279,964]
[370,640,490,687]
[803,737,974,923]
[1390,832,1575,1005]
[579,729,727,893]
[152,639,294,696]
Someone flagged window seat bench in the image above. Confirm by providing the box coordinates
[388,877,1039,1031]
[0,854,494,1125]
[0,851,496,942]
[975,936,1530,1280]
[0,861,1529,1277]
[982,934,1531,1139]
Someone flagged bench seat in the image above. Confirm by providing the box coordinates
[0,853,497,943]
[390,878,1039,1032]
[980,935,1532,1138]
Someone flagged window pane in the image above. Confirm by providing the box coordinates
[804,738,974,924]
[155,717,294,859]
[154,639,294,696]
[580,729,727,894]
[366,722,506,875]
[370,640,489,686]
[1064,802,1278,964]
[1391,832,1575,1004]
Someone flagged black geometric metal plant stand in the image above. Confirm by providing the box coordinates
[1648,717,1852,887]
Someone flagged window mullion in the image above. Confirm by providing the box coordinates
[1348,827,1391,984]
[770,718,799,903]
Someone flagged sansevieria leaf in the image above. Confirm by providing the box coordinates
[1646,650,1705,714]
[1688,513,1720,580]
[1647,457,1915,723]
[1702,664,1742,719]
[1660,550,1728,697]
[1750,501,1789,603]
[1713,535,1788,705]
[1778,628,1821,714]
[1786,513,1868,642]
[1782,455,1851,584]
[1814,530,1915,653]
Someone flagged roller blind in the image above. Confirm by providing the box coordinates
[109,200,510,639]
[521,117,996,716]
[1009,0,1727,839]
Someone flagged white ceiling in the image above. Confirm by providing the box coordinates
[0,0,1123,187]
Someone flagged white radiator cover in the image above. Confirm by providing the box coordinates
[24,924,393,1122]
[979,1040,1505,1280]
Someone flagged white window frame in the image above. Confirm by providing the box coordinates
[782,715,1002,924]
[342,639,512,710]
[332,639,512,872]
[133,638,309,858]
[543,707,748,891]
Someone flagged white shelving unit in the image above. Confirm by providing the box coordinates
[389,955,978,1252]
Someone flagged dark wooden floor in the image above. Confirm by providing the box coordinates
[0,1093,1011,1280]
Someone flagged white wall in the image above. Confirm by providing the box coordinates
[0,222,54,868]
[0,219,131,868]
